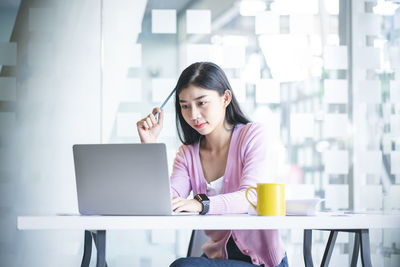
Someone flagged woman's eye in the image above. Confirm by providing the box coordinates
[181,105,189,109]
[199,102,206,106]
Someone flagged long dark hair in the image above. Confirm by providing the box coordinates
[174,62,250,145]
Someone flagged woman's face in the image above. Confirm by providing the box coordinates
[178,85,231,135]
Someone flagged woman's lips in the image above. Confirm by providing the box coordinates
[194,122,207,129]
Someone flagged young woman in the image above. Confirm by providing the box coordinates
[136,62,288,267]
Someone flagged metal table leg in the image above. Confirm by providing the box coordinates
[350,232,360,267]
[320,231,338,267]
[359,229,372,267]
[92,230,107,267]
[303,230,314,267]
[80,230,108,267]
[81,230,93,267]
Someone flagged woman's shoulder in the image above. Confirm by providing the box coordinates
[175,142,199,160]
[235,122,268,141]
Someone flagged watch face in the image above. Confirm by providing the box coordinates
[195,194,210,215]
[196,194,209,201]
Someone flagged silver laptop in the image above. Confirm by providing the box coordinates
[73,143,193,216]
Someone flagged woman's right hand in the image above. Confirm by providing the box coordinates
[136,107,164,143]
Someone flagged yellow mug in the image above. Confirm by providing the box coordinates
[245,183,285,216]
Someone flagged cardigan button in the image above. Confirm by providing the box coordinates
[224,179,228,183]
[252,258,257,263]
[234,237,238,242]
[243,249,249,254]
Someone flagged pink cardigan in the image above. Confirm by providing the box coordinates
[170,123,286,267]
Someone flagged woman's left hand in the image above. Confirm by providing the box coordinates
[172,196,203,213]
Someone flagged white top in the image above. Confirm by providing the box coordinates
[17,213,400,230]
[206,177,224,196]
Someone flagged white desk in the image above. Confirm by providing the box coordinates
[17,213,400,267]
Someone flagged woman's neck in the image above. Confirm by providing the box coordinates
[201,122,233,152]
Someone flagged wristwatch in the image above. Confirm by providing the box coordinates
[194,194,210,215]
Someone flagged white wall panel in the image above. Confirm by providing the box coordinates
[256,79,280,103]
[325,185,348,209]
[323,46,347,69]
[324,79,348,104]
[255,12,280,34]
[360,185,383,210]
[186,10,211,34]
[0,77,16,101]
[323,114,348,138]
[357,151,382,175]
[151,78,176,103]
[0,42,17,65]
[290,114,314,138]
[324,150,349,175]
[152,9,176,33]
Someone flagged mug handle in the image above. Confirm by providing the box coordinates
[245,187,257,210]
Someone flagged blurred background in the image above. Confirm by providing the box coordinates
[0,0,399,266]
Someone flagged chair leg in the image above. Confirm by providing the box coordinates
[187,230,195,257]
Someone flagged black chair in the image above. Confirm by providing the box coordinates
[187,230,209,257]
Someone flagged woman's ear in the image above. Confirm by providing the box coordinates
[223,90,232,108]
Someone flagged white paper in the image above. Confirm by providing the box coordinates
[0,77,16,101]
[323,114,348,138]
[323,46,347,69]
[222,45,246,68]
[290,114,314,138]
[358,151,382,174]
[324,79,348,104]
[285,198,324,216]
[390,81,400,103]
[117,113,141,137]
[0,42,17,65]
[356,80,381,104]
[391,151,400,175]
[229,78,246,103]
[356,47,381,69]
[186,10,211,34]
[325,185,348,209]
[120,78,141,102]
[152,9,176,34]
[324,150,349,174]
[255,12,280,34]
[151,78,176,103]
[256,79,280,103]
[290,15,314,34]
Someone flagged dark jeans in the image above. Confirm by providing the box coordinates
[170,236,289,267]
